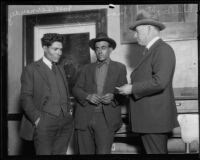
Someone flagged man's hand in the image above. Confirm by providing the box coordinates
[86,94,101,105]
[116,84,133,95]
[35,117,40,127]
[101,93,114,104]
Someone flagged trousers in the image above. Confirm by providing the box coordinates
[33,111,74,155]
[141,133,168,154]
[76,112,114,154]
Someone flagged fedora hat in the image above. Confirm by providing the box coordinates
[129,10,165,31]
[89,32,116,50]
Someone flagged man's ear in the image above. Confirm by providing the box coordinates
[109,47,113,52]
[43,46,47,52]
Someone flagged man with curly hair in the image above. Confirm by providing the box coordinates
[19,33,74,155]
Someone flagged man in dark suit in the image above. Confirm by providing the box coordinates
[19,33,74,155]
[72,33,127,154]
[116,11,179,154]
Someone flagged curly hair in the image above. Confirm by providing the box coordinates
[41,33,64,47]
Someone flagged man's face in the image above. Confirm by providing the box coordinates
[95,41,112,62]
[43,41,63,63]
[135,25,149,46]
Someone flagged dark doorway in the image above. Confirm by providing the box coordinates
[59,32,90,94]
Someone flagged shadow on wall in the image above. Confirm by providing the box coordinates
[125,43,145,69]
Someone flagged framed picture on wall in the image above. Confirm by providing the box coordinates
[120,4,198,44]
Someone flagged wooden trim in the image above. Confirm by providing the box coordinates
[7,113,23,121]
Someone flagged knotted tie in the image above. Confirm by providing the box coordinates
[52,63,57,74]
[97,61,106,68]
[143,47,148,55]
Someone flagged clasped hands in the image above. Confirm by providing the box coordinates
[86,93,114,105]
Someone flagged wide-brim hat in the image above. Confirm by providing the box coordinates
[129,10,165,31]
[89,32,116,50]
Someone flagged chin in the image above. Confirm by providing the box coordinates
[54,59,59,63]
[138,42,145,46]
[99,59,105,62]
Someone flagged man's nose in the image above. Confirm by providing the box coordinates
[57,50,62,56]
[97,49,102,54]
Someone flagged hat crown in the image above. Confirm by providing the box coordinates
[129,10,165,31]
[89,32,116,50]
[136,10,159,22]
[96,32,109,39]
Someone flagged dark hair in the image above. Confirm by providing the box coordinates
[41,33,64,47]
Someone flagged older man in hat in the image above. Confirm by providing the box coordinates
[72,33,127,154]
[116,11,179,154]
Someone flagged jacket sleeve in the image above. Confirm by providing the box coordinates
[117,64,128,87]
[20,66,41,124]
[72,66,89,107]
[113,64,128,106]
[132,44,176,100]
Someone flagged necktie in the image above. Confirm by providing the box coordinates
[143,48,148,55]
[97,61,107,68]
[52,63,57,74]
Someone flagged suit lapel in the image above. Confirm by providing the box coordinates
[92,63,98,85]
[131,39,163,79]
[91,63,98,93]
[35,59,51,88]
[57,65,71,98]
[57,65,68,89]
[103,61,115,94]
[133,39,163,72]
[133,49,151,72]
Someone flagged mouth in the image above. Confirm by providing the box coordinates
[98,55,104,58]
[98,57,104,60]
[54,57,60,62]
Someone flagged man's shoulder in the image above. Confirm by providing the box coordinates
[23,59,42,71]
[111,60,126,68]
[153,40,175,58]
[156,39,173,50]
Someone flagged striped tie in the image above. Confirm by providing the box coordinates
[143,48,148,55]
[52,63,57,74]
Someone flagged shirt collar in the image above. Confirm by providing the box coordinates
[97,58,110,66]
[43,56,52,69]
[146,36,160,50]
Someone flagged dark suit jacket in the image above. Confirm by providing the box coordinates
[19,59,71,140]
[130,39,179,133]
[72,60,127,131]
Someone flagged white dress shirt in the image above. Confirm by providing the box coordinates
[43,56,52,69]
[146,36,160,49]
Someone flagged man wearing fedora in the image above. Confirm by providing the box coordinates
[116,11,179,154]
[72,32,127,154]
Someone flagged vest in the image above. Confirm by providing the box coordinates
[43,65,69,116]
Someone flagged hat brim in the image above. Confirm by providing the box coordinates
[129,19,165,31]
[89,38,116,50]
